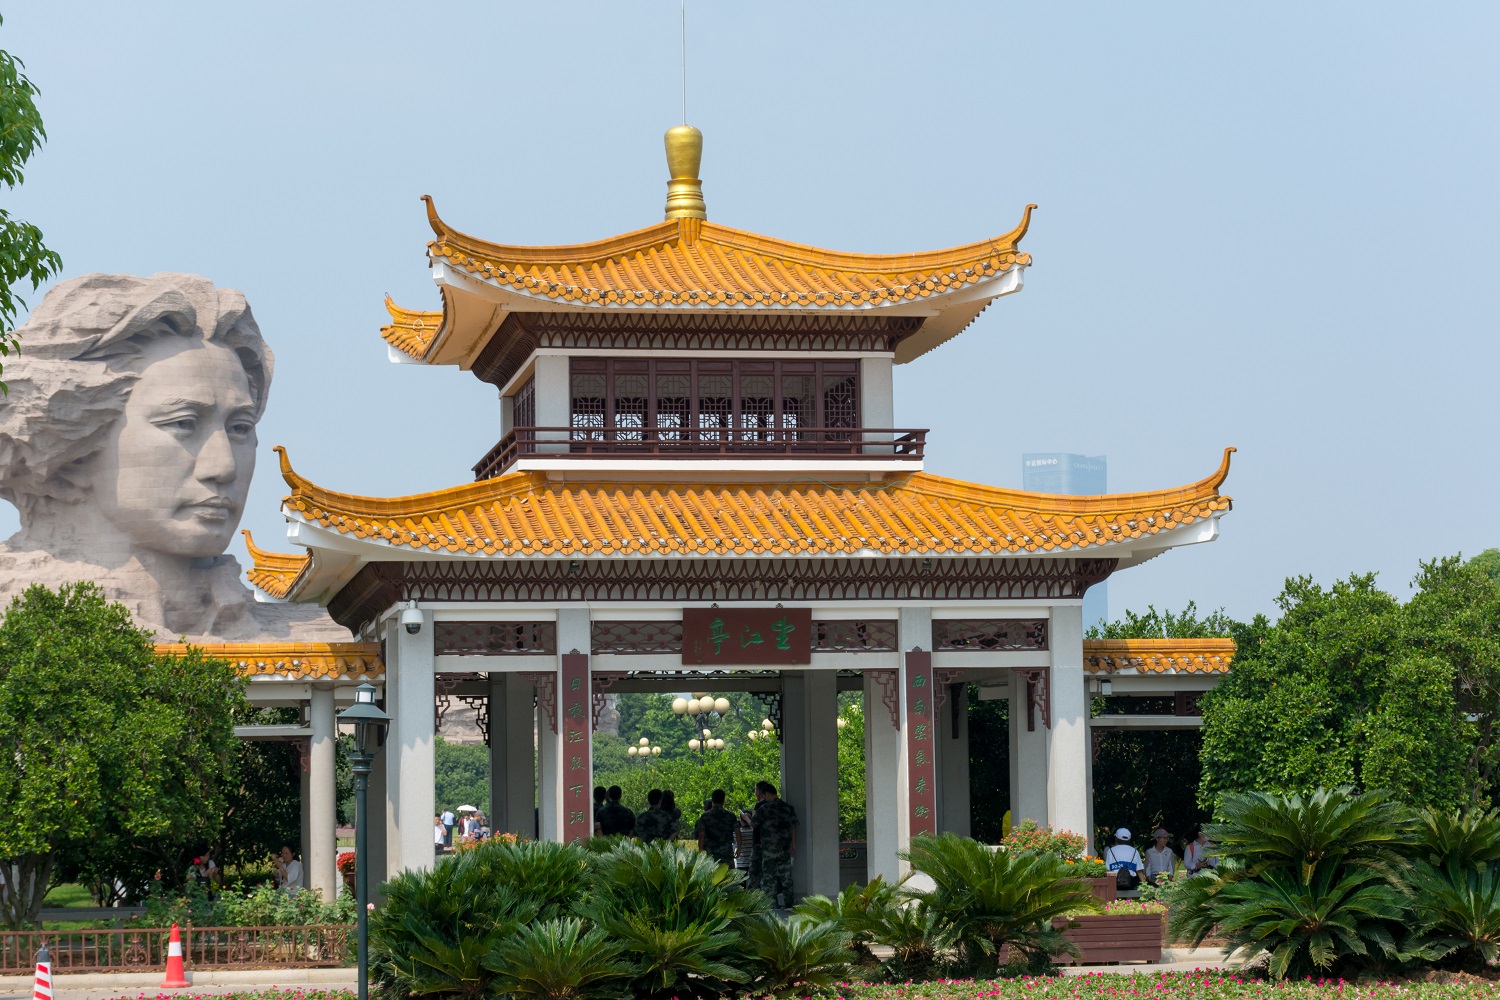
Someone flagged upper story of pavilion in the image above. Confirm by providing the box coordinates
[381,126,1034,482]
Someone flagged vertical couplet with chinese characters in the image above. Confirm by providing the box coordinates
[560,652,592,843]
[904,649,936,837]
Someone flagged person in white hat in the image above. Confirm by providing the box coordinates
[1104,828,1144,890]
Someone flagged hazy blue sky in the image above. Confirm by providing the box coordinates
[3,3,1496,624]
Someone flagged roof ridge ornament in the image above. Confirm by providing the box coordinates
[664,124,707,223]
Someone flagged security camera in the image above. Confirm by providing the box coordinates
[400,606,423,635]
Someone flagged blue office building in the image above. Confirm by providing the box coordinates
[1022,454,1109,632]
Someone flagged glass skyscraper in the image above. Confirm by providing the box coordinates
[1022,453,1109,632]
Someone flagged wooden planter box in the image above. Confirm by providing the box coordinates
[1053,912,1163,965]
[1062,875,1118,902]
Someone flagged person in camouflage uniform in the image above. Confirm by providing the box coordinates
[635,788,676,844]
[596,785,635,837]
[751,780,798,907]
[694,789,738,867]
[661,789,683,841]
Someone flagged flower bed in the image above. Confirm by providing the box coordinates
[813,974,1500,1000]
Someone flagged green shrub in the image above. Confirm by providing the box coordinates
[793,877,900,963]
[902,833,1098,975]
[1169,787,1413,979]
[862,897,953,982]
[485,918,630,1000]
[1407,861,1500,970]
[741,914,852,995]
[1412,806,1500,870]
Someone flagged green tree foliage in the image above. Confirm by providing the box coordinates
[0,583,244,927]
[0,19,63,389]
[1199,570,1488,811]
[435,736,491,815]
[1085,601,1235,640]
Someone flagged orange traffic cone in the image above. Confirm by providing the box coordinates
[31,943,51,1000]
[160,922,189,988]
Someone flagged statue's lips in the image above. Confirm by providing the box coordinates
[183,499,237,522]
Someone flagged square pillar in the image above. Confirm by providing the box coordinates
[392,609,436,874]
[1011,676,1049,827]
[1047,604,1091,847]
[532,354,570,453]
[489,673,537,838]
[896,607,933,873]
[308,686,338,901]
[863,670,902,885]
[298,740,311,877]
[782,671,839,899]
[936,682,971,838]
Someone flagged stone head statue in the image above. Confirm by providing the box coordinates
[0,272,272,565]
[0,272,346,641]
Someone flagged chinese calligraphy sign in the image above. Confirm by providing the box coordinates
[681,608,812,665]
[905,650,937,837]
[560,653,591,843]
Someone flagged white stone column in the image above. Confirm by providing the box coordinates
[489,672,537,838]
[532,354,570,453]
[863,671,902,885]
[536,692,559,841]
[1012,679,1049,826]
[1047,604,1091,847]
[936,682,971,837]
[859,356,895,453]
[782,671,839,899]
[394,607,437,873]
[308,686,338,901]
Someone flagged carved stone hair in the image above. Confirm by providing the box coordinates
[0,272,274,525]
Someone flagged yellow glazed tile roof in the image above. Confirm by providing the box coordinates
[155,642,384,680]
[423,196,1034,312]
[1083,638,1236,675]
[275,447,1233,559]
[242,530,311,600]
[380,296,443,361]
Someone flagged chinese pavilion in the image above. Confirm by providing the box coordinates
[244,125,1235,898]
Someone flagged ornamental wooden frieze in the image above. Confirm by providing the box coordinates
[931,619,1048,652]
[328,558,1118,633]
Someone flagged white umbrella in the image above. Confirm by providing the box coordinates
[456,804,478,812]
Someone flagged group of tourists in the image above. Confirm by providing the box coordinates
[593,781,800,907]
[434,807,490,851]
[1102,825,1217,889]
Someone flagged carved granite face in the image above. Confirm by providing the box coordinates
[89,337,258,559]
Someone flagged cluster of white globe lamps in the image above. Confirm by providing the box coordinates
[626,737,661,758]
[672,694,732,750]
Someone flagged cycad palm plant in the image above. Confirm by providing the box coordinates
[794,876,901,963]
[742,914,853,995]
[580,840,767,999]
[370,843,580,1000]
[485,917,632,1000]
[1407,862,1500,970]
[902,833,1098,974]
[1412,806,1500,869]
[1170,787,1414,980]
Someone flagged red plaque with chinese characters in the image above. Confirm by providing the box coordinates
[681,608,813,665]
[559,653,592,843]
[905,650,936,837]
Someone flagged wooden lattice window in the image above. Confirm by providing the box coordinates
[931,619,1049,652]
[591,620,685,654]
[511,376,535,430]
[435,620,556,656]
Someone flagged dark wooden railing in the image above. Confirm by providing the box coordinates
[473,426,927,480]
[0,925,351,973]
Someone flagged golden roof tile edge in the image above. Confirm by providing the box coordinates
[1083,638,1236,674]
[274,448,1233,525]
[155,641,384,680]
[422,194,1034,277]
[241,529,311,600]
[379,295,442,361]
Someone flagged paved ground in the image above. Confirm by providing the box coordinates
[0,949,1235,1000]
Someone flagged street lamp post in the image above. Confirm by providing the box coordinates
[673,693,731,753]
[338,683,390,1000]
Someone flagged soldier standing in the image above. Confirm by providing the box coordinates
[635,788,676,844]
[751,780,798,907]
[694,789,738,867]
[597,785,636,837]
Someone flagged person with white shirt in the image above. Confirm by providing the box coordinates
[1144,828,1176,883]
[1104,828,1144,890]
[441,808,456,847]
[273,843,304,894]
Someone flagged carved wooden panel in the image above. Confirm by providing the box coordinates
[931,619,1048,652]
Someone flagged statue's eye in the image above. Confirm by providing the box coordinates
[164,417,197,432]
[228,420,255,439]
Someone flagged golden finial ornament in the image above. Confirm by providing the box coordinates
[663,124,706,221]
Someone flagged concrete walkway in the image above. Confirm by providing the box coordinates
[0,968,355,1000]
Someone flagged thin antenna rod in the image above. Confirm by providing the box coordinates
[681,0,687,124]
